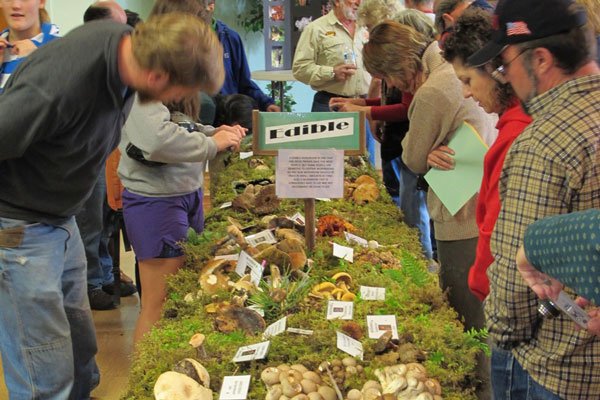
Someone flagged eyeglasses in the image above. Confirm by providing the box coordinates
[491,48,529,84]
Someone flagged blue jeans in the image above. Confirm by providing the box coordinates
[397,159,433,259]
[76,173,114,289]
[382,157,401,207]
[491,347,563,400]
[0,216,99,399]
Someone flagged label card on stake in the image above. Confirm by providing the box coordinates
[344,232,368,248]
[233,341,270,363]
[326,300,354,320]
[219,201,233,209]
[287,327,314,335]
[219,375,251,400]
[332,243,354,263]
[240,151,254,160]
[235,251,264,286]
[367,315,399,340]
[289,212,305,226]
[245,230,277,247]
[336,331,363,360]
[360,286,386,301]
[263,316,287,339]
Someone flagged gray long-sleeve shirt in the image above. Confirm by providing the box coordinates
[118,95,218,197]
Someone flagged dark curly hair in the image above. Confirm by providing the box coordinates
[442,7,514,112]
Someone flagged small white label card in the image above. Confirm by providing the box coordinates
[246,305,265,317]
[333,243,354,263]
[219,375,251,400]
[367,315,399,340]
[245,229,277,247]
[326,300,354,320]
[232,341,270,363]
[360,286,386,301]
[289,212,305,226]
[219,201,233,209]
[263,316,287,339]
[316,198,332,202]
[344,232,369,248]
[336,331,363,360]
[287,327,314,335]
[240,151,254,160]
[214,253,240,261]
[235,251,264,286]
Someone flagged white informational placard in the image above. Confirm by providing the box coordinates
[219,375,251,400]
[276,149,344,199]
[360,286,386,301]
[246,305,265,317]
[219,201,233,209]
[232,341,271,363]
[235,251,264,286]
[287,327,314,335]
[333,243,354,263]
[245,230,277,247]
[240,151,254,160]
[326,300,354,320]
[263,316,287,339]
[336,331,364,360]
[367,315,399,340]
[344,232,369,248]
[289,212,305,226]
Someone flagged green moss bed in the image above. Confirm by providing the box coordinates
[122,148,487,399]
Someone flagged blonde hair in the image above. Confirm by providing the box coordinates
[394,8,436,39]
[358,0,404,29]
[363,20,428,83]
[131,13,224,94]
[39,8,50,23]
[575,0,600,36]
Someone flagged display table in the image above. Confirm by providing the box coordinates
[251,69,296,110]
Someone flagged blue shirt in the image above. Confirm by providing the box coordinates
[0,23,60,93]
[215,20,274,111]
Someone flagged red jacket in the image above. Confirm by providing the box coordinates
[468,101,532,301]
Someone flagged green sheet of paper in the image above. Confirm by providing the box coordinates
[424,122,488,216]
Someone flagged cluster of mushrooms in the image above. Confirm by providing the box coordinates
[311,272,356,301]
[261,363,340,400]
[344,175,380,205]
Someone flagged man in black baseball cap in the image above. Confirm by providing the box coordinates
[467,0,600,399]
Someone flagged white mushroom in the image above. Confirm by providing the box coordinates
[307,393,324,400]
[347,389,363,400]
[300,379,318,394]
[317,386,337,400]
[281,377,303,398]
[266,384,283,400]
[302,371,322,384]
[154,371,212,400]
[262,367,281,386]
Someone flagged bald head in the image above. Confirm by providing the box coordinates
[84,1,127,24]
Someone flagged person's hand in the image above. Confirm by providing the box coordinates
[427,145,455,170]
[329,97,364,111]
[10,39,37,57]
[266,104,281,112]
[516,245,563,300]
[212,124,247,152]
[574,297,600,336]
[333,63,357,81]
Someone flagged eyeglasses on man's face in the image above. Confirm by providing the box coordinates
[491,47,530,84]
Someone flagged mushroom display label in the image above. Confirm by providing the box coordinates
[332,243,354,263]
[367,315,399,340]
[240,151,254,160]
[233,341,271,363]
[326,300,354,320]
[344,232,368,248]
[336,331,364,360]
[219,375,251,400]
[244,230,277,247]
[263,316,287,339]
[289,212,305,225]
[235,251,264,286]
[360,286,386,301]
[214,253,240,261]
[219,201,233,209]
[287,327,314,335]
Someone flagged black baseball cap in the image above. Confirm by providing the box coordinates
[468,0,587,66]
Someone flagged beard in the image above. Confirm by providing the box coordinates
[341,4,357,21]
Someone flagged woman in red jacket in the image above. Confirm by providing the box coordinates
[427,8,532,301]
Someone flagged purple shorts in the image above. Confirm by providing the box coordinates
[122,188,204,261]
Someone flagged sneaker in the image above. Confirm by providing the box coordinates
[102,280,137,297]
[88,287,116,310]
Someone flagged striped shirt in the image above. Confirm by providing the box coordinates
[487,74,600,399]
[0,23,60,93]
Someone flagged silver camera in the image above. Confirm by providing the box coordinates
[538,291,590,329]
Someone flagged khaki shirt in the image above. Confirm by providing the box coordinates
[292,11,370,97]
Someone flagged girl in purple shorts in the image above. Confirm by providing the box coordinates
[118,90,246,345]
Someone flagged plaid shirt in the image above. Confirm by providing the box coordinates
[486,74,600,399]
